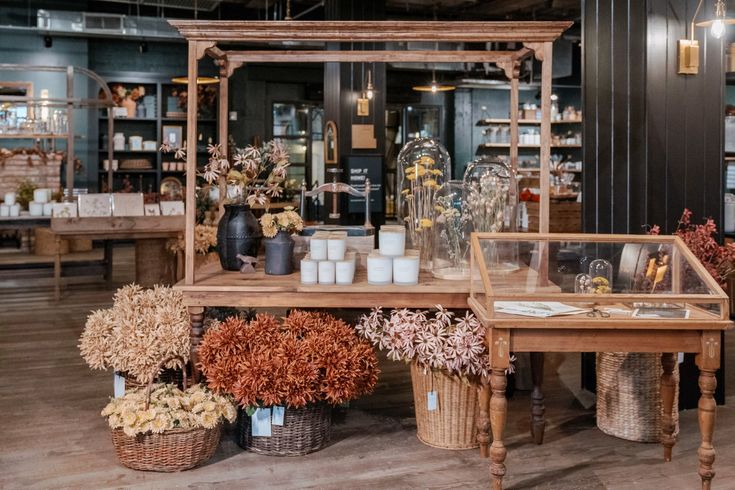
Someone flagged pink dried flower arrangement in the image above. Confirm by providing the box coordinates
[650,209,735,286]
[355,305,496,381]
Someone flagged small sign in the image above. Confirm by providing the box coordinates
[427,391,438,411]
[251,408,272,437]
[272,406,285,426]
[678,352,684,364]
[113,373,125,398]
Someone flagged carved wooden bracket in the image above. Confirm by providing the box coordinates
[523,42,545,61]
[195,41,217,60]
[215,58,244,78]
[497,60,520,80]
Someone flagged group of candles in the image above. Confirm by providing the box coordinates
[300,231,356,285]
[27,189,56,217]
[1,192,21,217]
[368,225,420,286]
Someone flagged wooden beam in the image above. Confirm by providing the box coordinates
[185,41,199,285]
[169,20,573,43]
[227,50,519,64]
[539,42,553,234]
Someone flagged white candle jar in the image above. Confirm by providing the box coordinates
[379,225,406,257]
[33,189,49,204]
[393,254,420,286]
[367,253,392,285]
[9,204,20,217]
[300,258,318,285]
[327,232,347,261]
[318,260,336,285]
[310,234,328,261]
[0,204,9,217]
[43,202,54,216]
[335,253,356,285]
[29,201,44,216]
[4,193,16,206]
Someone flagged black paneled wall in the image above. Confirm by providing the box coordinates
[583,0,724,234]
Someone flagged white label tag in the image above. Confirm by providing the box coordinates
[251,408,272,437]
[271,406,285,426]
[677,352,684,364]
[427,391,438,411]
[113,373,125,398]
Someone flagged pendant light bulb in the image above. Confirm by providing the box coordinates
[366,69,374,100]
[431,81,438,93]
[712,18,726,38]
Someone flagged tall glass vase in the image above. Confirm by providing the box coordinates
[397,138,451,270]
[432,181,472,280]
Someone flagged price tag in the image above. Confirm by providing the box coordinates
[677,352,684,364]
[251,408,272,437]
[427,391,438,411]
[272,406,285,426]
[113,373,125,398]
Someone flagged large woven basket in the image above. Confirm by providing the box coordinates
[236,403,332,456]
[109,355,222,471]
[410,361,479,449]
[596,352,680,442]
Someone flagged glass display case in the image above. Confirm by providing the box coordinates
[432,180,472,280]
[397,138,451,269]
[469,233,729,325]
[463,157,519,272]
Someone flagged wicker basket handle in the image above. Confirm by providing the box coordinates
[144,354,188,410]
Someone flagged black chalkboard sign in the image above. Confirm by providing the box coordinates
[344,155,383,214]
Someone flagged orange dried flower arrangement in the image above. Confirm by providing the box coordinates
[198,310,379,408]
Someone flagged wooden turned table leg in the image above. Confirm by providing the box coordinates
[54,236,62,302]
[188,306,205,383]
[103,240,114,284]
[660,352,677,461]
[696,334,720,490]
[490,369,508,490]
[530,352,546,445]
[477,381,491,458]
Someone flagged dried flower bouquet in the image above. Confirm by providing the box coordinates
[198,311,379,409]
[464,171,509,233]
[79,284,190,383]
[402,155,442,266]
[259,206,304,238]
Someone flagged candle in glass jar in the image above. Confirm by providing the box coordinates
[33,189,49,204]
[379,225,406,257]
[367,253,393,285]
[335,253,356,285]
[309,233,328,260]
[393,253,420,286]
[29,201,44,216]
[327,232,347,261]
[4,193,16,206]
[318,260,336,284]
[9,204,20,217]
[300,258,318,285]
[0,204,9,217]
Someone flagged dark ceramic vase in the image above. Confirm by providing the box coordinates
[264,230,294,275]
[216,203,262,271]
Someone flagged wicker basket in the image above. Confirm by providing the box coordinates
[109,355,222,472]
[410,361,479,449]
[596,352,680,442]
[236,403,332,456]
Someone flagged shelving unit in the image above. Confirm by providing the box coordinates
[95,75,218,193]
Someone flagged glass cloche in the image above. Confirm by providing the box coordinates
[432,181,473,280]
[397,138,452,270]
[462,156,519,272]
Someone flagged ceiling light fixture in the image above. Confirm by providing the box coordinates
[413,70,455,93]
[366,69,375,100]
[170,76,220,85]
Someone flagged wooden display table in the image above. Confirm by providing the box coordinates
[51,216,184,300]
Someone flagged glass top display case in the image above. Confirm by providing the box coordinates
[468,233,730,327]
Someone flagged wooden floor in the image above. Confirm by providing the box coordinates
[1,245,734,490]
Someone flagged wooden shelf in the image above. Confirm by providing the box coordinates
[100,117,157,122]
[480,143,582,149]
[99,149,158,153]
[99,169,157,174]
[476,118,582,126]
[161,117,216,122]
[0,133,69,139]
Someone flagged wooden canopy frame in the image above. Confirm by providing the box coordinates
[169,20,573,286]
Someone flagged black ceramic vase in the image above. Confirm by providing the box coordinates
[216,203,262,271]
[264,230,294,275]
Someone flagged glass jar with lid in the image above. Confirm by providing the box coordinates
[462,156,519,272]
[397,138,451,269]
[432,181,472,280]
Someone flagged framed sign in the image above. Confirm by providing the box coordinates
[344,155,383,214]
[324,121,338,165]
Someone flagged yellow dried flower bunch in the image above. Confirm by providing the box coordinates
[259,206,304,238]
[79,284,191,383]
[168,224,217,255]
[102,383,237,437]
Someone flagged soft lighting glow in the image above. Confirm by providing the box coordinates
[366,88,374,100]
[431,82,438,93]
[171,76,219,85]
[712,18,726,38]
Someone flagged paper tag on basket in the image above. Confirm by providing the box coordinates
[678,352,684,364]
[113,373,125,398]
[427,391,438,411]
[272,406,285,426]
[251,408,272,437]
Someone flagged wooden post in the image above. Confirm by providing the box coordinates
[107,107,114,192]
[509,75,519,173]
[660,352,677,461]
[217,65,229,218]
[530,351,546,444]
[696,334,721,490]
[539,42,553,234]
[65,66,74,201]
[185,42,200,285]
[54,235,62,301]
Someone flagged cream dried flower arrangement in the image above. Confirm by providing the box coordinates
[259,206,303,238]
[79,284,190,383]
[102,383,237,437]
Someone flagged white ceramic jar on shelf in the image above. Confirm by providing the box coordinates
[33,189,49,204]
[29,201,44,216]
[300,257,318,285]
[4,192,16,206]
[327,232,347,261]
[393,252,420,286]
[318,260,336,285]
[0,204,9,217]
[9,204,20,217]
[336,252,356,285]
[310,233,328,261]
[379,225,406,257]
[367,253,392,285]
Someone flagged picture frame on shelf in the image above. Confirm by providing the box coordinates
[51,202,78,218]
[160,201,185,216]
[144,203,161,216]
[78,194,112,217]
[162,125,183,149]
[112,193,145,217]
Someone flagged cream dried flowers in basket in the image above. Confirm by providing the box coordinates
[79,284,190,384]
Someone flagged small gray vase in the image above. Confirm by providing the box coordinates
[264,230,294,275]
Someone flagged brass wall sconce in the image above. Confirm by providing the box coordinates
[679,0,733,75]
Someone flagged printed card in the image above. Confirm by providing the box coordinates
[251,407,272,437]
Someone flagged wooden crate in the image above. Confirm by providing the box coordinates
[526,200,581,232]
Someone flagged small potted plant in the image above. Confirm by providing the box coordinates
[198,310,379,456]
[79,284,191,387]
[356,306,496,450]
[259,207,303,275]
[102,355,237,472]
